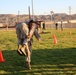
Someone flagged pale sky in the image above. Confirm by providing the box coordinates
[0,0,76,15]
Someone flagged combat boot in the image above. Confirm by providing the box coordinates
[26,62,31,70]
[20,45,27,56]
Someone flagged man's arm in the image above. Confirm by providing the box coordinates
[34,29,41,42]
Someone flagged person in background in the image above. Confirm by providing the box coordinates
[15,20,41,70]
[55,23,58,30]
[43,22,45,29]
[61,21,63,31]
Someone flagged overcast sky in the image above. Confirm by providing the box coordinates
[0,0,76,15]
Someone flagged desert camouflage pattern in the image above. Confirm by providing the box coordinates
[16,22,41,63]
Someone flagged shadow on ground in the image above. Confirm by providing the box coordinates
[0,48,76,75]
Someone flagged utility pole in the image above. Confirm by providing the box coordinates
[69,6,72,34]
[50,11,54,28]
[50,11,54,22]
[69,6,71,22]
[18,11,20,22]
[69,6,71,16]
[31,0,34,20]
[6,17,8,30]
[28,6,31,20]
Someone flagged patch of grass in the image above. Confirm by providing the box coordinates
[0,28,76,75]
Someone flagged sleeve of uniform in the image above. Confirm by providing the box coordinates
[21,23,29,36]
[15,23,22,44]
[29,24,36,38]
[15,23,21,39]
[34,29,41,40]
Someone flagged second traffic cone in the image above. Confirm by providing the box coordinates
[52,34,56,38]
[54,37,57,44]
[0,51,5,62]
[69,31,72,34]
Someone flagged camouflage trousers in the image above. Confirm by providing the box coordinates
[25,41,32,63]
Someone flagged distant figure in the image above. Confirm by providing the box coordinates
[55,23,58,30]
[61,21,63,31]
[43,22,45,29]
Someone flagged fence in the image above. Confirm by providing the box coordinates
[45,23,76,29]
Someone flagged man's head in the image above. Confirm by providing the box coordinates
[28,20,40,30]
[28,20,34,28]
[29,20,35,23]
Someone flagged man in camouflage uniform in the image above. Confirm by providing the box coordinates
[15,20,41,70]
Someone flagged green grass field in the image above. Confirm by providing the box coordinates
[0,28,76,75]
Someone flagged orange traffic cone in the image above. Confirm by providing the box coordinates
[0,51,5,62]
[69,31,72,34]
[52,34,57,44]
[52,34,56,38]
[54,37,57,44]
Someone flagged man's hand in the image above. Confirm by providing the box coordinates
[27,35,31,39]
[38,38,41,43]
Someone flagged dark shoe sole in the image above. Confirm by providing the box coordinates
[20,49,26,56]
[26,62,31,70]
[17,50,23,56]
